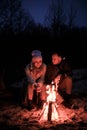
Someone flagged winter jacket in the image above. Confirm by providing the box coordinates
[45,58,72,84]
[25,62,47,84]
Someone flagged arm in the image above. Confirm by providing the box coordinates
[25,64,36,84]
[45,64,59,84]
[35,64,47,92]
[59,59,72,77]
[53,74,61,85]
[36,63,47,83]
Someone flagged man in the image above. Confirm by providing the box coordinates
[23,50,46,110]
[45,51,73,108]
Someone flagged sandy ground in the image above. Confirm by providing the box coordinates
[0,89,87,130]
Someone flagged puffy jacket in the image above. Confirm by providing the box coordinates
[45,58,72,84]
[25,62,47,84]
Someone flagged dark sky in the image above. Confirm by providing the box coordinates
[22,0,87,28]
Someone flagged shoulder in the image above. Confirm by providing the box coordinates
[41,63,47,69]
[46,64,58,72]
[25,63,31,71]
[61,58,69,65]
[47,64,57,69]
[42,63,47,67]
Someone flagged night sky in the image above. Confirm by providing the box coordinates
[22,0,87,28]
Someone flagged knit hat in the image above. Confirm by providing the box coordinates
[31,50,42,57]
[31,50,42,63]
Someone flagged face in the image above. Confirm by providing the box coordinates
[52,54,62,65]
[32,57,42,68]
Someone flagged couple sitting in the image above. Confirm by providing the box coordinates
[21,50,72,110]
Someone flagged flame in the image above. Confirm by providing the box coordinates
[37,82,74,123]
[38,83,60,122]
[35,81,75,123]
[46,84,56,102]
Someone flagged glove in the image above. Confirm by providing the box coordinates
[36,83,42,93]
[33,82,38,89]
[54,75,61,85]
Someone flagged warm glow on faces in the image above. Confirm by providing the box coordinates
[32,57,42,68]
[52,54,62,65]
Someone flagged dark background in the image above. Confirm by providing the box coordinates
[0,36,87,87]
[0,0,87,87]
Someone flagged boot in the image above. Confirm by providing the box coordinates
[62,94,72,109]
[37,100,45,109]
[40,100,45,109]
[28,100,35,111]
[65,94,71,100]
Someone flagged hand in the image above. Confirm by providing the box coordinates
[36,83,42,93]
[33,82,38,88]
[54,75,61,85]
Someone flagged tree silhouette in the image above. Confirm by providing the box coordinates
[0,0,34,34]
[44,0,66,37]
[44,0,79,38]
[67,1,78,28]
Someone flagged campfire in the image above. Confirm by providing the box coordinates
[38,81,65,122]
[28,81,75,124]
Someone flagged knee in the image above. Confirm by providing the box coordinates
[27,84,35,92]
[59,76,72,92]
[65,76,72,86]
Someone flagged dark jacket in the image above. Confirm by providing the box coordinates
[45,58,72,84]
